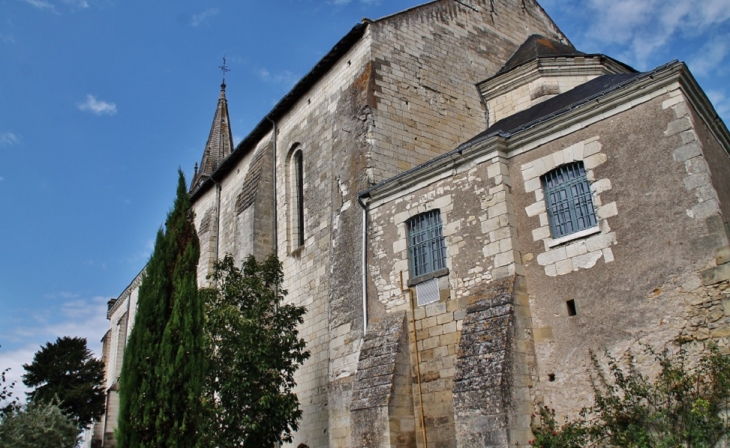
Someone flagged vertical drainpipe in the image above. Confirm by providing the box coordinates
[357,195,369,335]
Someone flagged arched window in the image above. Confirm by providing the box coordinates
[288,146,305,250]
[542,161,597,238]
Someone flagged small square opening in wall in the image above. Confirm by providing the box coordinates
[548,373,556,382]
[566,299,577,316]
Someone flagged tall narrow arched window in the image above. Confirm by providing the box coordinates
[294,150,304,247]
[288,146,305,251]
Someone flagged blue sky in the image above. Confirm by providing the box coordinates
[1,0,729,398]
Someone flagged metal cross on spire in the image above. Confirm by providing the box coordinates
[219,56,230,85]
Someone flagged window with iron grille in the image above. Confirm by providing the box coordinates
[408,210,447,278]
[542,161,597,238]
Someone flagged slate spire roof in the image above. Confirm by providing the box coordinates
[192,82,234,191]
[496,34,584,76]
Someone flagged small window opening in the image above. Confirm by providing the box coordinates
[294,151,304,247]
[566,299,577,316]
[548,373,556,382]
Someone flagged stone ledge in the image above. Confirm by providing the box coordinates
[407,267,449,287]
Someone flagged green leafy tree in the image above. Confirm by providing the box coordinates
[117,170,205,448]
[531,344,730,447]
[0,401,80,448]
[201,254,310,447]
[21,336,104,429]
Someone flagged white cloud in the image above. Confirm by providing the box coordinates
[688,36,729,76]
[256,68,298,88]
[22,0,91,13]
[0,132,20,147]
[61,0,89,8]
[78,94,117,116]
[191,8,219,27]
[555,0,730,70]
[0,34,15,44]
[22,0,56,12]
[0,176,4,182]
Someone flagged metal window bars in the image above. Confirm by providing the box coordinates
[543,161,597,238]
[408,210,447,277]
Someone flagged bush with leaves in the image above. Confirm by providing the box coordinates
[21,336,104,429]
[201,254,310,448]
[531,344,730,448]
[1,351,19,419]
[0,401,80,448]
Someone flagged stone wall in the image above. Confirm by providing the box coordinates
[367,0,566,182]
[510,87,730,420]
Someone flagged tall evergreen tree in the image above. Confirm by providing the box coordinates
[21,336,104,429]
[117,170,204,448]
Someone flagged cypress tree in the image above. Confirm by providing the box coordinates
[117,170,204,448]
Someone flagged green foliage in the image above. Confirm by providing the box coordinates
[1,347,20,419]
[21,336,104,429]
[531,344,730,448]
[0,401,80,448]
[117,170,204,448]
[201,254,310,448]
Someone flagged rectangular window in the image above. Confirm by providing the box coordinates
[408,210,447,278]
[542,161,597,238]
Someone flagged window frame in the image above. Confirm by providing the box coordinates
[541,161,598,240]
[287,145,305,252]
[407,210,447,280]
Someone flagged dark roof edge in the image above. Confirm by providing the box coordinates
[190,22,368,201]
[358,60,693,200]
[107,264,147,318]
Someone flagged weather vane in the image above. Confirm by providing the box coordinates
[219,56,230,84]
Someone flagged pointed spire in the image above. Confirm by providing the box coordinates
[191,58,235,191]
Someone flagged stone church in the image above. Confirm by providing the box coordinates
[87,0,730,446]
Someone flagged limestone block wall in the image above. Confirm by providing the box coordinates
[509,88,730,421]
[367,0,566,182]
[366,150,537,446]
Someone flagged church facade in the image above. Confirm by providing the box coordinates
[88,1,730,447]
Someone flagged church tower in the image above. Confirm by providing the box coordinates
[192,59,234,191]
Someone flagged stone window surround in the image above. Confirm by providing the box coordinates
[521,136,618,277]
[394,198,454,290]
[286,143,305,255]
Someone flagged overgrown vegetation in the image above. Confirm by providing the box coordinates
[0,401,80,448]
[117,170,205,448]
[531,344,730,448]
[200,254,310,448]
[21,336,104,429]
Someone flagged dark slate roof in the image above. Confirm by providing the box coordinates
[496,34,584,76]
[465,71,647,145]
